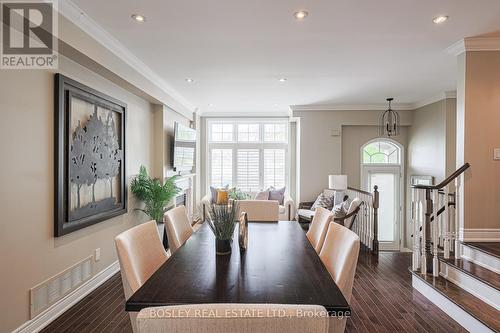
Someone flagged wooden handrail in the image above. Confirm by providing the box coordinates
[413,163,470,190]
[347,186,372,196]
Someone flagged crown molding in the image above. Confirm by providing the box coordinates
[58,0,195,115]
[199,110,291,117]
[290,103,415,112]
[447,37,500,56]
[412,91,456,109]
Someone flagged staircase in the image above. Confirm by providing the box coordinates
[409,163,500,333]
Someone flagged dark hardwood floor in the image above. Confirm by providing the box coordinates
[41,252,466,333]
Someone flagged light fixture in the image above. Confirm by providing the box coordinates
[294,10,308,20]
[379,98,400,137]
[432,15,448,24]
[278,78,287,82]
[131,14,146,23]
[185,78,194,83]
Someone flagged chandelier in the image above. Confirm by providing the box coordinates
[379,98,400,137]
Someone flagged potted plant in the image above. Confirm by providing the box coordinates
[206,203,238,255]
[131,165,180,223]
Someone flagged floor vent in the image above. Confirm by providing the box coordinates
[30,256,93,318]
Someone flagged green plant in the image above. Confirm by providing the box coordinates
[206,203,238,240]
[227,187,251,200]
[131,165,180,222]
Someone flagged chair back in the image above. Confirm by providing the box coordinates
[164,205,194,253]
[115,220,169,299]
[137,304,329,333]
[306,206,333,253]
[344,197,362,229]
[319,222,360,303]
[236,200,279,222]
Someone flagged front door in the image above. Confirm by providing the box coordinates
[363,167,401,251]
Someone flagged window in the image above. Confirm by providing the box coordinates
[208,120,288,191]
[211,149,232,188]
[264,149,286,189]
[362,140,401,164]
[237,149,260,191]
[237,124,259,142]
[211,123,233,142]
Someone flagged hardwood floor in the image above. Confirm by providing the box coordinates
[41,252,466,333]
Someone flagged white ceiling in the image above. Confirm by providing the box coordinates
[69,0,500,114]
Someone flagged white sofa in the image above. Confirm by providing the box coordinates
[200,192,295,222]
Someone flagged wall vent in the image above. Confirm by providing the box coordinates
[30,256,93,318]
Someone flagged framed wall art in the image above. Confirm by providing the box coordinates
[54,74,127,236]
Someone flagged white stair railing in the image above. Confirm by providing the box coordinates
[411,163,470,276]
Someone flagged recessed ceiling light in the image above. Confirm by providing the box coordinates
[185,78,194,83]
[294,10,308,20]
[208,103,214,107]
[131,14,146,23]
[278,78,287,82]
[432,15,448,24]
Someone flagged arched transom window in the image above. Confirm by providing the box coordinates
[362,139,401,164]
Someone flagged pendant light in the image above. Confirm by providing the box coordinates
[379,98,400,137]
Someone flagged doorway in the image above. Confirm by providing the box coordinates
[361,139,403,251]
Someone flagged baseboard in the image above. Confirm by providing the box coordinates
[12,261,120,333]
[459,228,500,242]
[412,275,494,333]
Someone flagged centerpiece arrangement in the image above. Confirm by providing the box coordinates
[206,203,238,255]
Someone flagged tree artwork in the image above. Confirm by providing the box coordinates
[69,107,123,219]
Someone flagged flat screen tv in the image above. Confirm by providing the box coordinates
[172,122,196,172]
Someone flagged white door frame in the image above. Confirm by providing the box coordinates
[362,166,402,251]
[360,138,404,251]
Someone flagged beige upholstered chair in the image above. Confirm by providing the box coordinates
[319,222,360,333]
[236,200,279,222]
[306,206,333,253]
[115,221,169,333]
[137,304,329,333]
[164,205,194,253]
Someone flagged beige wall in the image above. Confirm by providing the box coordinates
[0,56,156,332]
[461,51,500,230]
[293,110,413,201]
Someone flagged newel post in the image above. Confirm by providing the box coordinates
[372,185,379,255]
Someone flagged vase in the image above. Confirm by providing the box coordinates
[215,239,232,255]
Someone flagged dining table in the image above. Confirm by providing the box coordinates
[125,220,350,315]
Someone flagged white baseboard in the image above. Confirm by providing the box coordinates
[412,275,495,333]
[459,228,500,242]
[12,261,120,333]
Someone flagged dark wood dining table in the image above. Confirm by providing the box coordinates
[126,221,350,314]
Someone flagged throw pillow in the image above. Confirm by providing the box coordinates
[254,190,269,200]
[268,186,286,205]
[311,192,334,211]
[216,189,229,204]
[331,200,349,218]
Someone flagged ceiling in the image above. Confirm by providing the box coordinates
[69,0,500,115]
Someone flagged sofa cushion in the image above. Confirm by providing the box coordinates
[298,209,315,219]
[311,192,334,211]
[255,190,269,200]
[279,205,286,214]
[269,186,286,205]
[210,186,218,203]
[216,189,229,204]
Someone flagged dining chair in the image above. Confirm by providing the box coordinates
[115,220,169,333]
[306,206,334,253]
[136,303,329,333]
[236,200,279,222]
[164,205,194,253]
[319,222,360,333]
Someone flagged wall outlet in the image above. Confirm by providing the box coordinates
[494,148,500,160]
[94,248,101,262]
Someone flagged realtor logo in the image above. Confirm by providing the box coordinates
[1,0,58,69]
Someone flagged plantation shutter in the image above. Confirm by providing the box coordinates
[264,149,286,189]
[237,149,260,192]
[211,149,232,187]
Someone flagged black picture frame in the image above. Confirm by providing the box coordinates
[54,74,127,236]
